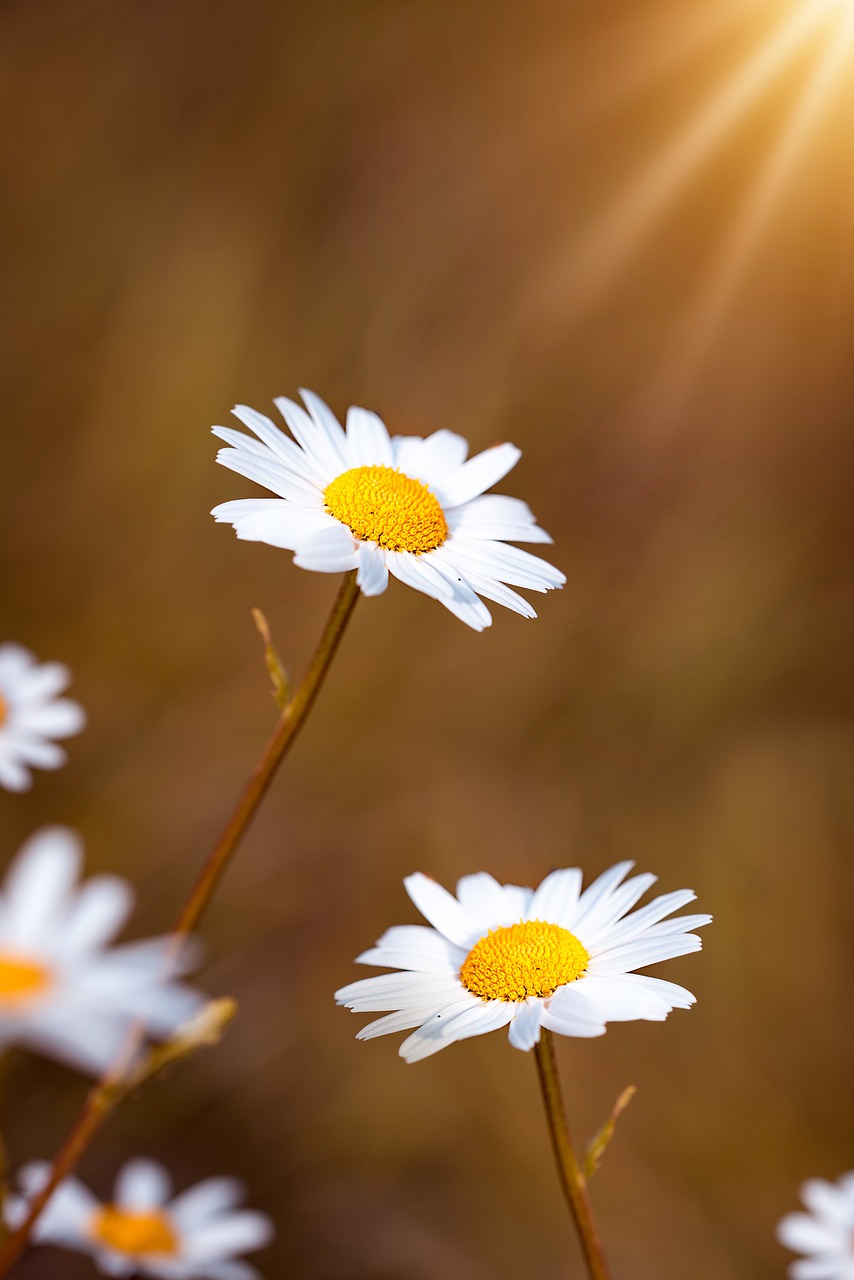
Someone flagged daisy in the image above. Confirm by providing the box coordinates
[211,390,565,630]
[336,863,710,1062]
[777,1172,854,1279]
[7,1157,274,1279]
[0,827,204,1075]
[0,643,85,791]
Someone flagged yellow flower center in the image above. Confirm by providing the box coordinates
[90,1206,178,1258]
[324,465,449,553]
[0,955,52,1006]
[0,693,7,726]
[460,920,590,1002]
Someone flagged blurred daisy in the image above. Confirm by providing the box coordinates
[336,863,710,1062]
[7,1157,273,1279]
[211,390,565,630]
[0,827,203,1075]
[0,643,85,791]
[777,1172,854,1279]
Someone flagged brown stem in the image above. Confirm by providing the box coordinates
[0,572,360,1276]
[533,1030,612,1280]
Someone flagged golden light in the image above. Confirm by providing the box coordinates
[531,0,854,421]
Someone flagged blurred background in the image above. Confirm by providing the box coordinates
[2,0,854,1275]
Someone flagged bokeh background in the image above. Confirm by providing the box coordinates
[2,0,854,1276]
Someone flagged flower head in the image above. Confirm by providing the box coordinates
[336,863,710,1062]
[777,1172,854,1279]
[211,391,565,630]
[0,828,204,1075]
[0,643,85,791]
[7,1158,273,1279]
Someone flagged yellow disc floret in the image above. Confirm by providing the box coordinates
[90,1206,178,1258]
[0,694,7,727]
[324,465,449,553]
[0,954,51,1006]
[460,920,590,1002]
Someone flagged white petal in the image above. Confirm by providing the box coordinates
[184,1211,274,1259]
[574,873,658,946]
[541,996,607,1039]
[10,661,70,704]
[526,869,584,926]
[438,443,521,508]
[335,972,465,1012]
[3,827,82,947]
[404,873,483,948]
[169,1179,245,1229]
[507,1001,545,1050]
[789,1261,854,1280]
[777,1212,846,1254]
[447,494,554,543]
[345,406,394,467]
[454,872,520,930]
[298,389,350,467]
[393,430,469,484]
[419,558,493,630]
[565,862,634,932]
[399,997,513,1063]
[356,542,389,596]
[591,932,704,975]
[115,1159,172,1210]
[595,890,699,947]
[13,700,85,738]
[216,501,334,551]
[801,1179,854,1224]
[574,974,681,1022]
[59,876,134,956]
[358,924,465,972]
[356,1005,449,1040]
[274,395,345,477]
[231,404,326,483]
[0,754,31,791]
[440,539,565,591]
[385,550,456,602]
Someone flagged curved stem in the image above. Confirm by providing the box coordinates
[533,1030,612,1280]
[0,572,360,1277]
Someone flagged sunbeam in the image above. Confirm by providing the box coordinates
[538,0,851,322]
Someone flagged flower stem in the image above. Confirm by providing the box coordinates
[173,569,360,934]
[0,571,360,1277]
[533,1030,612,1280]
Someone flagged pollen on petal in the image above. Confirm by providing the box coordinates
[460,920,590,1002]
[324,465,448,553]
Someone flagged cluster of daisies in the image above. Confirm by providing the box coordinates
[0,388,847,1278]
[0,648,273,1277]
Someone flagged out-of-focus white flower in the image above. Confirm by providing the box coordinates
[777,1172,854,1279]
[7,1158,274,1279]
[0,828,203,1075]
[336,863,710,1062]
[0,643,85,791]
[212,390,565,630]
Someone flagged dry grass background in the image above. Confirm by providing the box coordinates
[2,1,853,1276]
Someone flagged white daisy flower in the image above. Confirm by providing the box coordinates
[0,643,85,791]
[777,1172,854,1280]
[7,1158,274,1279]
[336,863,711,1062]
[211,390,565,630]
[0,828,204,1075]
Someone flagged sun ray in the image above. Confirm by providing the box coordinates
[642,8,854,424]
[538,0,834,321]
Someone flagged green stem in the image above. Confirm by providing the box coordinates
[0,572,360,1276]
[533,1030,612,1280]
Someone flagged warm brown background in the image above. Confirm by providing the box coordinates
[2,1,854,1277]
